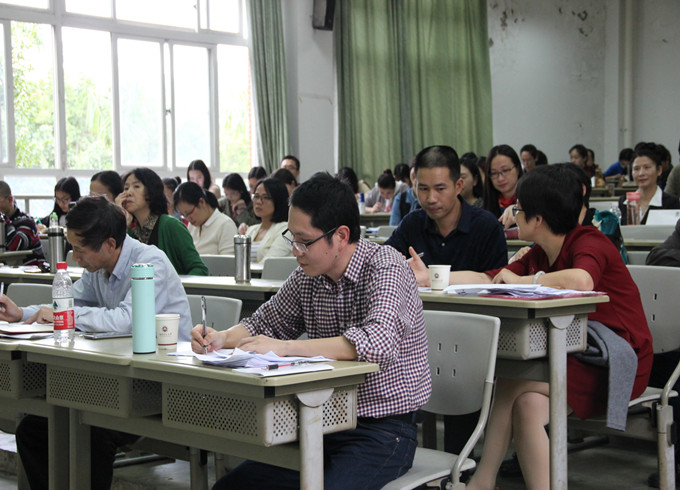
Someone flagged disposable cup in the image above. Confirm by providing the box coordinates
[429,265,451,291]
[155,313,180,350]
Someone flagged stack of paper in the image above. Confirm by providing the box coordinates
[0,322,54,339]
[445,284,604,299]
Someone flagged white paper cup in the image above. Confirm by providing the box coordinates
[156,313,180,350]
[429,265,451,291]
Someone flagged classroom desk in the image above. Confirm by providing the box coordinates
[419,291,609,490]
[20,337,377,490]
[359,213,390,228]
[0,250,33,266]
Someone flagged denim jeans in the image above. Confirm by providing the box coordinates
[213,416,418,490]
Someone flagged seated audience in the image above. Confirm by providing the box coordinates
[665,139,680,198]
[390,161,420,225]
[247,166,268,194]
[271,167,298,196]
[242,178,292,263]
[409,164,652,490]
[0,181,45,265]
[394,162,412,188]
[162,176,182,220]
[117,168,207,275]
[618,143,680,225]
[536,150,548,166]
[520,144,538,172]
[187,159,221,198]
[174,181,237,255]
[279,154,300,180]
[0,196,191,490]
[191,173,430,489]
[658,143,674,190]
[484,144,523,220]
[90,171,122,202]
[646,217,680,267]
[569,143,597,177]
[604,148,634,179]
[337,166,371,196]
[364,170,407,213]
[220,173,259,226]
[39,176,81,228]
[460,153,484,207]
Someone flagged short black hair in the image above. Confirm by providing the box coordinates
[569,144,588,159]
[247,166,267,180]
[520,144,538,158]
[289,173,360,244]
[121,168,168,216]
[516,164,582,235]
[563,162,591,208]
[633,142,663,167]
[66,196,127,251]
[255,178,290,223]
[271,168,298,187]
[163,176,181,193]
[619,148,634,162]
[394,163,410,182]
[377,171,396,190]
[222,173,251,205]
[336,166,359,194]
[91,171,123,197]
[413,145,461,183]
[174,181,218,209]
[281,154,300,170]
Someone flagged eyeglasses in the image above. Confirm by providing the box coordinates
[282,227,338,254]
[511,205,524,217]
[251,193,272,202]
[180,205,197,220]
[54,196,71,204]
[489,167,515,180]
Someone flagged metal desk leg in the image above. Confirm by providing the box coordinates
[297,388,333,490]
[548,314,574,490]
[47,405,69,489]
[189,447,208,490]
[70,409,90,490]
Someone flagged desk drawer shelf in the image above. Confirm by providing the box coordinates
[0,358,45,399]
[163,384,357,446]
[497,313,587,360]
[46,366,161,417]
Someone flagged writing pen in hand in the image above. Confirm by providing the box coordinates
[262,360,312,371]
[201,296,208,354]
[406,252,424,262]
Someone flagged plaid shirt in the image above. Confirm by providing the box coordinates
[241,238,431,418]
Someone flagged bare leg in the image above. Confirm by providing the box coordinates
[513,391,550,490]
[466,378,549,490]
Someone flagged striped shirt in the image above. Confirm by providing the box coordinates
[241,238,431,418]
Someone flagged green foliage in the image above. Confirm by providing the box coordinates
[219,89,251,173]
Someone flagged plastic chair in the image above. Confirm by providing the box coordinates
[6,283,53,307]
[376,225,396,237]
[66,250,77,267]
[187,294,242,330]
[382,311,500,490]
[199,254,235,276]
[569,265,680,490]
[626,250,649,265]
[261,256,298,280]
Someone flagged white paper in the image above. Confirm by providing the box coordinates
[234,363,334,377]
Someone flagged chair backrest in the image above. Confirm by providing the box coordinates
[627,265,680,353]
[376,225,396,237]
[261,257,298,280]
[66,250,77,267]
[6,283,53,307]
[621,225,674,241]
[423,310,500,416]
[199,255,235,277]
[626,250,649,266]
[186,295,242,331]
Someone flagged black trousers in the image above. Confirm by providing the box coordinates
[16,414,139,490]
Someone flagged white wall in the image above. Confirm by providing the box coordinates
[282,1,680,175]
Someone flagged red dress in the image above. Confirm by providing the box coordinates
[487,225,653,419]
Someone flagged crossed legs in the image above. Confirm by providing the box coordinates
[467,377,551,490]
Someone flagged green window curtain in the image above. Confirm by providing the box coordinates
[246,0,290,172]
[336,0,492,182]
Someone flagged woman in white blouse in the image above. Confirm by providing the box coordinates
[242,178,292,263]
[174,182,237,255]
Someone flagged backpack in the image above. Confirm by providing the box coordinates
[593,209,628,264]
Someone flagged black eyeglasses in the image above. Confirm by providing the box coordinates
[511,205,524,217]
[282,227,338,254]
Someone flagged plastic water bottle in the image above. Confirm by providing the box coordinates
[49,211,58,228]
[358,193,366,214]
[625,191,641,225]
[609,203,622,224]
[52,261,75,345]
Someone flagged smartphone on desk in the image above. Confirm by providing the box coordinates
[81,332,132,340]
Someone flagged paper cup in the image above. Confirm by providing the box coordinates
[429,265,451,291]
[156,313,180,350]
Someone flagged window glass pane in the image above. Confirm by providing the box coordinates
[4,175,56,218]
[65,0,111,17]
[0,24,8,162]
[62,28,112,170]
[217,44,252,173]
[0,0,48,9]
[173,44,209,170]
[116,0,196,30]
[118,38,162,167]
[208,0,240,33]
[12,21,55,169]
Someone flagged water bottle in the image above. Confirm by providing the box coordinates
[234,235,251,283]
[52,262,75,345]
[609,203,622,224]
[48,225,65,273]
[625,192,641,225]
[358,193,366,214]
[49,211,58,228]
[131,263,156,354]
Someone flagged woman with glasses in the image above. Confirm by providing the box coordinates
[483,145,523,226]
[242,178,292,263]
[117,168,207,276]
[174,181,237,255]
[38,176,81,230]
[220,173,259,227]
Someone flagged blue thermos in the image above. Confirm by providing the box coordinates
[131,263,156,354]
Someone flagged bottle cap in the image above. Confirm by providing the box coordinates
[626,191,640,201]
[131,263,154,279]
[234,234,251,245]
[56,262,68,270]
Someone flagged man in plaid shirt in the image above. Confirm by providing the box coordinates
[0,181,45,265]
[193,172,431,489]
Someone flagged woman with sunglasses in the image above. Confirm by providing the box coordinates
[117,168,207,276]
[174,181,237,255]
[242,178,292,263]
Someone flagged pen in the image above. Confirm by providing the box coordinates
[406,252,424,263]
[201,296,208,354]
[262,360,312,371]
